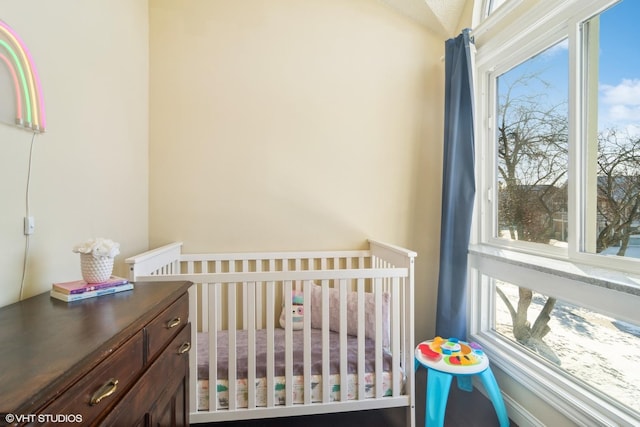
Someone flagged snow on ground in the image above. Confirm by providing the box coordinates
[599,236,640,258]
[495,283,640,413]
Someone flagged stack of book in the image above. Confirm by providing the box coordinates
[50,276,134,302]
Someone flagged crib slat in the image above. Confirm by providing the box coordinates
[242,260,249,328]
[201,261,210,334]
[391,276,401,396]
[321,279,330,403]
[209,283,219,412]
[294,258,301,290]
[256,260,264,329]
[339,279,348,402]
[215,261,222,331]
[357,278,366,401]
[247,283,256,408]
[375,277,383,399]
[266,277,275,408]
[303,280,312,405]
[284,280,293,406]
[228,283,237,411]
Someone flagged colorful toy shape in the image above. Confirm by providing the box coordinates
[418,343,442,361]
[424,336,484,367]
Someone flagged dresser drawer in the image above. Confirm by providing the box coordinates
[101,323,191,426]
[38,330,144,425]
[146,293,188,362]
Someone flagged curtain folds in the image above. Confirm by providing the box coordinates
[435,28,475,340]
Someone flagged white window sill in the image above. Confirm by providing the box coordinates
[468,244,640,298]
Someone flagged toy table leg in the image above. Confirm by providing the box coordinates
[425,368,453,427]
[456,375,473,392]
[478,367,510,427]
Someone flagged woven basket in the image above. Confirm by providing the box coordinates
[80,253,114,283]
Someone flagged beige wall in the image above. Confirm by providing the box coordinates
[149,0,445,341]
[0,0,149,307]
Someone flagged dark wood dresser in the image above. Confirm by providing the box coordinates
[0,281,192,426]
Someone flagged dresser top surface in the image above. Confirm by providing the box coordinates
[0,281,191,413]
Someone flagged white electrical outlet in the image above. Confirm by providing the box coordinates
[24,216,35,235]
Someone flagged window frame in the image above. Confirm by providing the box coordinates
[481,31,571,260]
[470,0,640,424]
[475,0,640,271]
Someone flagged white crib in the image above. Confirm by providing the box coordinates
[126,239,417,425]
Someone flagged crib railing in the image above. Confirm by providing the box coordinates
[180,248,374,332]
[126,240,416,425]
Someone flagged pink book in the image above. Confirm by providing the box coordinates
[52,276,129,295]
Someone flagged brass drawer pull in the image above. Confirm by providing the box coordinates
[90,378,118,405]
[177,342,191,354]
[166,317,181,329]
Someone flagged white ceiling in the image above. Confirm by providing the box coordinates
[379,0,469,38]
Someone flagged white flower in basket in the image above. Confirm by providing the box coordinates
[73,238,120,283]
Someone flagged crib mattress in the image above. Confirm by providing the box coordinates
[196,329,398,410]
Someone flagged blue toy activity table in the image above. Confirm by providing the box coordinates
[414,337,509,427]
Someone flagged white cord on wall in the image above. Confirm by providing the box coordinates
[19,131,37,301]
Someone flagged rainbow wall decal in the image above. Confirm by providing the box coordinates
[0,19,45,132]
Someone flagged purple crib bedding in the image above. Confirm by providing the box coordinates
[197,328,393,381]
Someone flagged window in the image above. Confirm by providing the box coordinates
[582,6,640,259]
[495,279,640,413]
[496,40,569,248]
[471,0,640,425]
